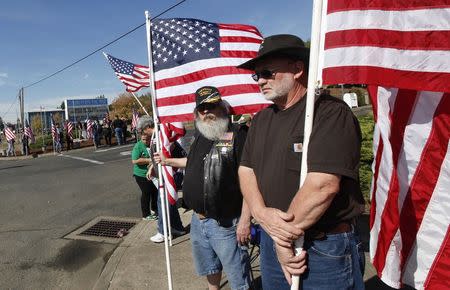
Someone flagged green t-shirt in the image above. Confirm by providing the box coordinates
[131,140,150,177]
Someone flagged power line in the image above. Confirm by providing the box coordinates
[23,0,186,89]
[0,92,19,122]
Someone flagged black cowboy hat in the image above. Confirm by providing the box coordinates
[237,34,310,70]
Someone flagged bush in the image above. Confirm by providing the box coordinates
[357,113,375,205]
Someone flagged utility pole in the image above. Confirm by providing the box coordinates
[19,88,25,155]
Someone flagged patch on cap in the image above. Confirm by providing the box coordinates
[195,86,222,107]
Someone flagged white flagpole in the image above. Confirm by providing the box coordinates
[145,10,173,290]
[131,92,150,116]
[291,0,324,289]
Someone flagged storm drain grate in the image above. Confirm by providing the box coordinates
[79,220,136,238]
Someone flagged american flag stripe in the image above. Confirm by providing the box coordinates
[131,111,139,130]
[86,119,93,139]
[5,127,15,141]
[156,92,266,118]
[67,121,74,139]
[325,30,450,51]
[156,66,256,90]
[321,2,450,92]
[160,122,185,205]
[155,57,256,83]
[157,83,260,106]
[24,124,35,144]
[399,94,450,268]
[157,74,262,101]
[369,87,450,289]
[151,18,270,123]
[51,123,59,142]
[422,207,450,289]
[327,0,449,11]
[156,104,266,123]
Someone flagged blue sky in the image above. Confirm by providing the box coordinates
[0,0,312,123]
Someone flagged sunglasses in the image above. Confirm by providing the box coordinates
[253,67,284,81]
[197,103,218,112]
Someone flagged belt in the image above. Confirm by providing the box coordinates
[305,221,353,241]
[195,212,235,228]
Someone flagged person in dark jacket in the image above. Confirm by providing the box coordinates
[152,86,251,290]
[111,115,123,145]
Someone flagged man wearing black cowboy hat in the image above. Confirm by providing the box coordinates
[153,85,252,290]
[238,34,365,289]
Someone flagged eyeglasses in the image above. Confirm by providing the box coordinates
[197,103,218,113]
[253,67,285,81]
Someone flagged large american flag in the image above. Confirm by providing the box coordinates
[160,122,185,205]
[321,1,450,92]
[369,87,449,290]
[319,1,450,289]
[150,18,271,122]
[103,52,150,92]
[4,127,15,142]
[24,121,35,144]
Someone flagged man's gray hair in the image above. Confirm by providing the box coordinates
[137,115,154,133]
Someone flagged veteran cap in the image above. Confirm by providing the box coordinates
[195,86,222,107]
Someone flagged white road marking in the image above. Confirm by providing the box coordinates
[59,154,104,165]
[95,144,133,152]
[119,151,131,156]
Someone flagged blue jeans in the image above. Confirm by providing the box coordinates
[7,141,15,156]
[190,213,251,290]
[114,128,123,145]
[259,228,365,290]
[157,192,184,233]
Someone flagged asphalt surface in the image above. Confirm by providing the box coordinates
[0,143,140,290]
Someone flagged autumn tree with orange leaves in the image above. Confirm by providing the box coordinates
[109,92,152,120]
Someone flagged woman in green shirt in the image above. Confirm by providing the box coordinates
[132,131,158,220]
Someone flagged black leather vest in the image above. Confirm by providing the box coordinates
[201,126,243,220]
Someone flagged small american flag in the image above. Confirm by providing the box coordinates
[131,110,140,131]
[150,18,270,122]
[24,121,35,144]
[103,113,111,125]
[66,121,74,140]
[4,127,15,142]
[86,119,93,139]
[51,116,59,142]
[103,52,150,92]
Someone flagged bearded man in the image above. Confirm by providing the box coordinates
[154,86,251,290]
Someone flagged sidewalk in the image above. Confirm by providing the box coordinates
[93,208,387,290]
[93,209,241,290]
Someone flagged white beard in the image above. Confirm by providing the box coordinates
[196,115,229,141]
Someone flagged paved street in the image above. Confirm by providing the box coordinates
[0,144,140,290]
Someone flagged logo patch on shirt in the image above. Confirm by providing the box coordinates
[293,143,303,153]
[216,132,234,147]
